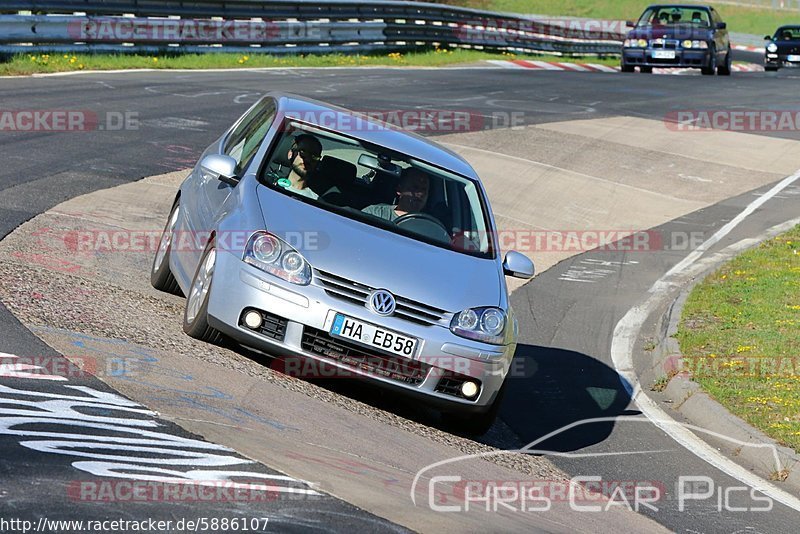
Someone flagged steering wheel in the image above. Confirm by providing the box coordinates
[394,213,451,242]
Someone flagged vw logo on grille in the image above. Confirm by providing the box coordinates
[369,289,396,316]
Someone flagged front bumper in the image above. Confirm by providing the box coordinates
[206,250,514,413]
[766,54,800,68]
[622,48,712,68]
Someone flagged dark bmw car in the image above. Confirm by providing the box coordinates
[621,4,731,75]
[765,26,800,71]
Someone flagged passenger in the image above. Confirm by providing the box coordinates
[285,133,322,199]
[362,167,430,222]
[691,11,703,24]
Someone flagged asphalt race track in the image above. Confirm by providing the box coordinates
[2,62,800,532]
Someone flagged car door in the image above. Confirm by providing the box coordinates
[178,98,277,279]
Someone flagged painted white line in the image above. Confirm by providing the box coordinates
[0,363,68,381]
[441,142,698,203]
[662,169,800,282]
[610,168,800,513]
[0,64,520,80]
[0,352,68,381]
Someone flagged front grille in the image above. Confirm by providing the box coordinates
[651,39,678,49]
[435,372,483,399]
[301,326,430,385]
[314,269,448,326]
[239,309,288,341]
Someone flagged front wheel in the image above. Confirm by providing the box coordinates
[639,66,653,74]
[620,63,635,73]
[765,66,779,72]
[183,241,224,343]
[701,47,717,75]
[151,199,183,295]
[717,48,732,75]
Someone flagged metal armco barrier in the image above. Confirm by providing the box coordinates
[0,1,625,56]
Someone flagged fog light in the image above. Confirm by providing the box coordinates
[461,381,479,398]
[244,310,263,329]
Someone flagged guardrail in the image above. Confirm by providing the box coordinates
[0,0,625,57]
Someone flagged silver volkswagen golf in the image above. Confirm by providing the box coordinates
[151,93,534,435]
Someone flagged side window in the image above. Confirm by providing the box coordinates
[224,98,276,174]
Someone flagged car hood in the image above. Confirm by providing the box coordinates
[628,26,712,41]
[774,41,800,53]
[255,186,502,312]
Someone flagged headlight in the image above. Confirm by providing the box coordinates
[682,40,708,49]
[450,307,508,345]
[767,43,778,53]
[244,231,311,285]
[624,39,647,48]
[684,40,708,48]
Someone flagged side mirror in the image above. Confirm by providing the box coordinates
[200,154,238,186]
[716,22,726,30]
[764,35,772,40]
[503,251,535,279]
[625,20,635,28]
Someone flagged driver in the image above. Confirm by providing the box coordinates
[285,133,322,199]
[362,167,429,222]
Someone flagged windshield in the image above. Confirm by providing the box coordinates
[259,120,494,258]
[637,6,710,27]
[774,26,800,40]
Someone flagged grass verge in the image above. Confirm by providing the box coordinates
[0,49,619,76]
[488,0,797,37]
[676,225,800,451]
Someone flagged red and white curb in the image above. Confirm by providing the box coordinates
[488,59,619,72]
[487,59,764,74]
[732,44,766,54]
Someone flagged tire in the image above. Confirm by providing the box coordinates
[620,63,635,73]
[701,46,717,75]
[446,380,507,437]
[765,66,779,72]
[150,199,183,295]
[717,48,732,75]
[183,240,225,344]
[639,66,653,74]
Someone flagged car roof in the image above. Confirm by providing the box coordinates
[271,93,479,180]
[644,4,712,11]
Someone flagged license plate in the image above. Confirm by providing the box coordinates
[652,50,676,59]
[788,55,800,62]
[330,314,418,358]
